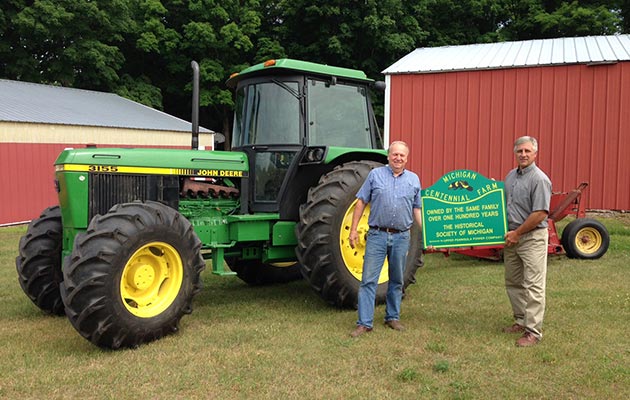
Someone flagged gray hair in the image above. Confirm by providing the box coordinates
[513,136,538,153]
[388,140,410,154]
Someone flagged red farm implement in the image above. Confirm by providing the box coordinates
[429,182,610,261]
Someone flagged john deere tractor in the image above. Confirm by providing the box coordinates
[16,59,423,349]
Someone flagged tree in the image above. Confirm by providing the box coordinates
[498,0,621,40]
[168,0,266,140]
[268,0,426,81]
[0,0,133,89]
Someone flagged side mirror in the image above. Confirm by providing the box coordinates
[373,81,386,92]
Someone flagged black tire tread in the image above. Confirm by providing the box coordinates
[561,218,610,259]
[15,206,65,315]
[60,201,205,349]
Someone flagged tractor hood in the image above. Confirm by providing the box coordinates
[55,147,249,178]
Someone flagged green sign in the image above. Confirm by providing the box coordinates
[422,170,507,248]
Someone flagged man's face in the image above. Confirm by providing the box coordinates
[388,143,409,173]
[514,141,537,169]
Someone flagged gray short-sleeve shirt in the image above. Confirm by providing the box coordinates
[504,162,552,231]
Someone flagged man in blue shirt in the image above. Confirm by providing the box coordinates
[348,141,422,338]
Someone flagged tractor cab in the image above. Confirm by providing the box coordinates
[226,59,384,215]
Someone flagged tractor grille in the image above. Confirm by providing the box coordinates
[88,174,179,221]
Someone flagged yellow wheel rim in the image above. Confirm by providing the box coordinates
[120,242,184,318]
[339,199,389,284]
[574,227,603,255]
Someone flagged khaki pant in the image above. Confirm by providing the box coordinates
[503,228,548,338]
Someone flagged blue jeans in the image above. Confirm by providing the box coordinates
[357,229,410,328]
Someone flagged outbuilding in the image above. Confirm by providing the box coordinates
[0,79,216,225]
[383,35,630,211]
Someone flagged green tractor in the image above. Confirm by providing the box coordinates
[16,59,423,349]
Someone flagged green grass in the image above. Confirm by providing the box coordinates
[1,215,629,399]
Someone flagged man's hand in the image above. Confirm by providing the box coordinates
[349,199,366,249]
[505,211,547,247]
[504,230,520,246]
[349,230,359,249]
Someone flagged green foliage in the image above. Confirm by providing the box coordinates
[115,74,164,109]
[417,0,506,45]
[271,0,427,80]
[535,2,619,36]
[433,360,451,373]
[0,0,628,134]
[498,0,621,40]
[426,341,448,353]
[397,367,420,382]
[1,0,132,87]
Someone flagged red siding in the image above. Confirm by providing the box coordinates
[1,143,63,224]
[388,62,630,211]
[0,143,189,225]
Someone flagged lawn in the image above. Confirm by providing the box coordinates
[0,215,628,399]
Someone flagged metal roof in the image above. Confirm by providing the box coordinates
[0,79,213,133]
[383,35,630,75]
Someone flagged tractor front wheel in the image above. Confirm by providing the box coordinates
[60,201,205,349]
[296,161,423,308]
[561,218,610,259]
[16,206,65,315]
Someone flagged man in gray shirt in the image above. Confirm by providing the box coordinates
[503,136,552,347]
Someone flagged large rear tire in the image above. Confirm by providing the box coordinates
[16,206,65,315]
[60,201,205,349]
[561,218,610,259]
[296,161,423,308]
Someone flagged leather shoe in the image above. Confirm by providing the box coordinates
[350,325,372,338]
[503,323,525,334]
[384,320,405,331]
[516,331,540,347]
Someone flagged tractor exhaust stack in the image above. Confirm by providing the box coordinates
[191,60,200,150]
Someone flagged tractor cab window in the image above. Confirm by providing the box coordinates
[307,79,371,148]
[232,81,300,147]
[254,150,296,202]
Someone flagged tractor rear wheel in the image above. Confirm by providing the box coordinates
[296,161,423,308]
[15,206,65,315]
[561,218,610,259]
[229,260,302,285]
[60,201,205,349]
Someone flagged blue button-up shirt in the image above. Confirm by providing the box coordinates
[356,165,422,231]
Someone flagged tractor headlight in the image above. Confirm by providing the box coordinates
[304,147,325,163]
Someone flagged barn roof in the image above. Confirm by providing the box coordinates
[384,34,630,75]
[0,79,213,134]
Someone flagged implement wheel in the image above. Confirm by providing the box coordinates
[60,201,205,349]
[561,218,610,259]
[16,206,65,315]
[296,161,423,308]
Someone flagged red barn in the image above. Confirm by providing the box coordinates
[0,79,218,225]
[383,35,630,211]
